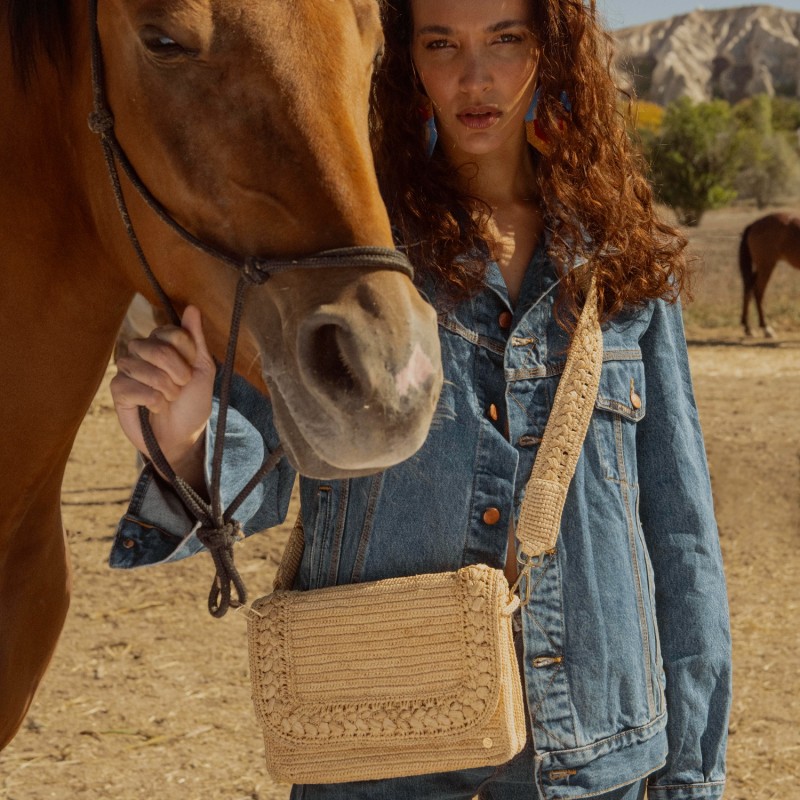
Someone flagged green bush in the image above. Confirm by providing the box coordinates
[638,95,800,224]
[644,98,740,226]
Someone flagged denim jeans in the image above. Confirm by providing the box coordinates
[291,773,647,800]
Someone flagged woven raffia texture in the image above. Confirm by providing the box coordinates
[517,275,603,557]
[247,564,526,784]
[272,514,304,591]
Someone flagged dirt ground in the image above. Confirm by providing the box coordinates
[1,205,799,800]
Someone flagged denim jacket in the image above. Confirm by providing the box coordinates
[112,248,731,800]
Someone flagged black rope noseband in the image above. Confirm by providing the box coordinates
[86,0,414,615]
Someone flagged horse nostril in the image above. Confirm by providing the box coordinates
[307,324,358,396]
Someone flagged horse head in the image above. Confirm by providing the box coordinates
[95,0,443,477]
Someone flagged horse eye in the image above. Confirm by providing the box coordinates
[140,26,193,59]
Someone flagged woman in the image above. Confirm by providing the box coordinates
[110,0,731,798]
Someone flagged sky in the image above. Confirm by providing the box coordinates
[598,0,799,29]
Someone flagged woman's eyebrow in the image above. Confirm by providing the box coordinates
[416,20,529,36]
[486,19,529,32]
[416,25,452,36]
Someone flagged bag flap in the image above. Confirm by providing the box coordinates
[248,564,513,745]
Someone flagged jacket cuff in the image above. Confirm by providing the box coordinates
[648,780,726,800]
[109,464,202,568]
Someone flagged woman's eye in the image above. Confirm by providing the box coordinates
[495,33,523,44]
[425,39,453,50]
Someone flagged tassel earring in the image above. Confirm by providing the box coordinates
[524,89,550,155]
[525,89,571,156]
[419,98,438,158]
[412,60,438,158]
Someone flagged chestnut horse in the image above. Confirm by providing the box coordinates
[740,212,800,337]
[0,0,443,749]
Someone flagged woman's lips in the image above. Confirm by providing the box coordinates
[456,108,502,129]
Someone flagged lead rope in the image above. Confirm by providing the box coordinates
[138,275,286,616]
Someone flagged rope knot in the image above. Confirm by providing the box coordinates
[87,108,115,136]
[242,257,271,285]
[509,550,552,607]
[196,521,247,617]
[196,520,243,553]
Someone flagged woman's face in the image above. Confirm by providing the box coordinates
[410,0,538,160]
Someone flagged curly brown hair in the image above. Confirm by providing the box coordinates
[370,0,689,323]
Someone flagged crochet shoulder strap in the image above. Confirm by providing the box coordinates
[273,514,305,591]
[515,272,603,559]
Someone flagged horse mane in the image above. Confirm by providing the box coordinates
[5,0,72,86]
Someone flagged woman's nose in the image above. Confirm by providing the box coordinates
[458,50,491,94]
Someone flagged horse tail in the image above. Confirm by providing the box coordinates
[739,223,755,293]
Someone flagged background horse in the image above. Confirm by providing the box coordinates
[0,0,442,749]
[739,212,800,337]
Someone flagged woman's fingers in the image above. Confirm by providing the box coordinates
[109,371,174,415]
[114,305,212,402]
[110,305,216,475]
[126,328,196,387]
[117,342,192,405]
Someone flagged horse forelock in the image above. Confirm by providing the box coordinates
[5,0,72,87]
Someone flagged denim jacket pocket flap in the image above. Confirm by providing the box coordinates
[595,359,646,422]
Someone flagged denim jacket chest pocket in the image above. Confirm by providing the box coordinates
[591,355,646,484]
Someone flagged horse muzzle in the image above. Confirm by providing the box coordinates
[255,270,443,478]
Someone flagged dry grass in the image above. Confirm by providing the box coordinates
[673,202,800,800]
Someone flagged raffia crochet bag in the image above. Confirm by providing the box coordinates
[246,274,603,785]
[249,554,524,783]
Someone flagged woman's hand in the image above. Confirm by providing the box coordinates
[110,305,215,489]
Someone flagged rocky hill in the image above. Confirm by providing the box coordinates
[613,4,800,105]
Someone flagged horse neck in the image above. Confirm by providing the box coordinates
[786,217,800,269]
[0,10,135,492]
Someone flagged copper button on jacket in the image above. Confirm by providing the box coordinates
[483,507,501,525]
[630,378,642,409]
[498,311,512,329]
[488,403,499,421]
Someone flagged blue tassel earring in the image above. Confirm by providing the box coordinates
[420,100,438,158]
[412,59,438,158]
